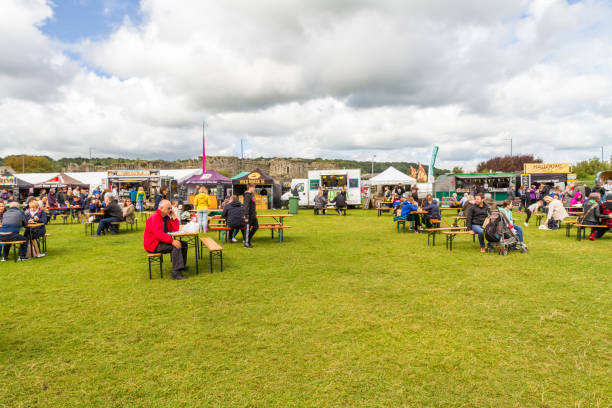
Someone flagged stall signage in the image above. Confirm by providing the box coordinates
[520,174,531,188]
[0,176,15,185]
[199,173,212,180]
[567,173,577,182]
[348,178,359,188]
[248,172,261,179]
[524,163,570,174]
[108,170,159,177]
[309,179,320,190]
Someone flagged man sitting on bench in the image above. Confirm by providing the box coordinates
[221,195,246,243]
[330,190,347,215]
[422,194,441,228]
[143,200,188,280]
[467,193,489,253]
[95,195,123,236]
[0,201,28,261]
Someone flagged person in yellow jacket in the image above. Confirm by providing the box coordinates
[194,186,210,232]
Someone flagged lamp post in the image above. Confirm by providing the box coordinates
[504,138,513,156]
[371,154,376,177]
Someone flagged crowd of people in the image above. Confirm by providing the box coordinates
[313,186,348,215]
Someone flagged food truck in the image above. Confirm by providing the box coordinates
[290,169,361,207]
[106,170,173,199]
[232,168,281,210]
[434,172,516,202]
[515,163,571,193]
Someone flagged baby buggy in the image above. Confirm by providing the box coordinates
[484,210,528,256]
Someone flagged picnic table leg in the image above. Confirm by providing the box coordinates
[449,234,454,251]
[433,230,436,247]
[194,237,199,274]
[220,252,223,272]
[577,227,581,241]
[209,251,213,274]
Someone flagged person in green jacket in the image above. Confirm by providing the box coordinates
[193,187,210,232]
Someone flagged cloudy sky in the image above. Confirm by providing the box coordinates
[1,0,611,170]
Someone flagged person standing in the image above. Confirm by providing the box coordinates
[136,186,146,212]
[194,187,210,233]
[467,193,490,253]
[243,184,258,248]
[143,199,188,280]
[154,187,168,210]
[129,187,137,203]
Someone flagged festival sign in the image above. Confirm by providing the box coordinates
[524,163,570,174]
[108,170,160,177]
[0,175,16,186]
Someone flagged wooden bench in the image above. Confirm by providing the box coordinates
[453,216,467,227]
[534,212,545,226]
[199,237,223,273]
[442,231,476,251]
[0,240,27,262]
[146,253,164,279]
[124,219,138,232]
[40,233,50,253]
[84,221,95,236]
[574,224,609,241]
[59,214,70,224]
[258,225,292,243]
[110,221,123,234]
[377,205,392,216]
[564,219,578,237]
[426,226,467,247]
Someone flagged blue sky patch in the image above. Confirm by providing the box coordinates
[41,0,141,43]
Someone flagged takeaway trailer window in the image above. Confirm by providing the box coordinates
[321,175,346,188]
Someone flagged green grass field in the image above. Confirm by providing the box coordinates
[1,210,610,407]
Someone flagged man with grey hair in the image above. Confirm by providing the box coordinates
[0,201,28,261]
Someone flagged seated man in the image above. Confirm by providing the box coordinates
[95,196,123,236]
[422,195,441,228]
[0,201,28,261]
[143,199,188,280]
[221,195,246,243]
[330,191,347,215]
[467,193,490,253]
[400,197,420,230]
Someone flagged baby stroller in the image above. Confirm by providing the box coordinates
[484,210,528,256]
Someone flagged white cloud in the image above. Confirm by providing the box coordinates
[0,0,611,171]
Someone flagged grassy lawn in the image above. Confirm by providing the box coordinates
[0,209,610,407]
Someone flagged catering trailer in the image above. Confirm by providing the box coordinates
[434,172,516,202]
[290,169,361,207]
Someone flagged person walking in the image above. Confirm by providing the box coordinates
[193,186,210,233]
[243,184,258,248]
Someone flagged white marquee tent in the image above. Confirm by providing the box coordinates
[368,166,416,186]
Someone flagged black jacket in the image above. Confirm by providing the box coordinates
[222,200,246,228]
[243,192,257,221]
[104,201,123,220]
[331,193,346,208]
[467,203,489,229]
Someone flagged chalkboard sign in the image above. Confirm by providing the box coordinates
[520,174,531,189]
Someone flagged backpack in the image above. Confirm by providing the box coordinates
[483,211,503,242]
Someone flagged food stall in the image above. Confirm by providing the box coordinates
[0,170,32,200]
[232,168,281,210]
[435,172,516,201]
[106,170,172,199]
[180,169,233,209]
[516,163,571,192]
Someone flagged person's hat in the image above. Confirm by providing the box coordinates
[543,196,553,203]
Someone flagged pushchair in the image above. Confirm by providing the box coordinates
[484,210,529,256]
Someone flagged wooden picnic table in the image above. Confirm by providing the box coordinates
[24,223,44,257]
[168,231,200,274]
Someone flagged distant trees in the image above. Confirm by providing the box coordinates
[476,155,542,173]
[572,157,611,179]
[3,155,54,173]
[452,166,464,174]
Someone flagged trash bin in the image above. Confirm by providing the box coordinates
[288,197,299,214]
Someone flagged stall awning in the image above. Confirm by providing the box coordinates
[232,168,278,185]
[231,171,250,180]
[34,172,88,189]
[0,172,31,188]
[181,169,232,185]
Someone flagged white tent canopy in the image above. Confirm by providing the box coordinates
[369,166,416,186]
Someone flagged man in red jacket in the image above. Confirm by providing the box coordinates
[143,199,188,280]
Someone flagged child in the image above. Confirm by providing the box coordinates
[524,200,542,227]
[500,200,525,244]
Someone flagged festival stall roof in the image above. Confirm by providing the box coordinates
[0,171,31,188]
[67,172,107,189]
[231,171,250,180]
[15,172,57,185]
[160,169,200,183]
[33,172,88,189]
[232,168,277,185]
[368,166,416,186]
[181,169,232,185]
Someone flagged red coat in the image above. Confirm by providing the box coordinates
[143,209,180,252]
